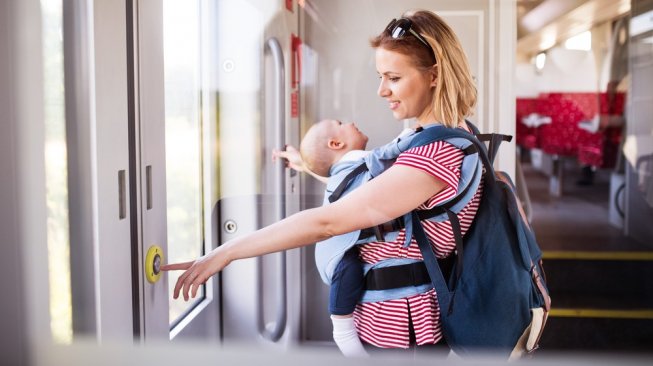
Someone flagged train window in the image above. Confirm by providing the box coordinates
[163,0,205,325]
[42,0,73,344]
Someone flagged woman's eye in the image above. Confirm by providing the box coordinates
[378,75,399,82]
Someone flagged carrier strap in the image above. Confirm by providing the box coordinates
[364,257,456,291]
[358,218,405,241]
[365,262,430,290]
[328,162,368,203]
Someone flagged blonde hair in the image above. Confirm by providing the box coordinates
[370,10,477,127]
[299,121,338,177]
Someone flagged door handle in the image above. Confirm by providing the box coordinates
[256,37,287,342]
[146,165,153,209]
[118,170,127,219]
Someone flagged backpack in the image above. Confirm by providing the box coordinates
[407,126,551,358]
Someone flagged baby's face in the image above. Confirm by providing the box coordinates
[325,119,368,151]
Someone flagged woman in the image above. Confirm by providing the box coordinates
[163,9,479,353]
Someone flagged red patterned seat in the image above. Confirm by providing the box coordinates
[515,92,625,168]
[576,92,625,169]
[516,98,540,149]
[537,93,591,157]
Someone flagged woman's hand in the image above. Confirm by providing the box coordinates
[272,145,304,172]
[160,246,231,301]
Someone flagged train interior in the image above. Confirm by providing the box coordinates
[514,0,653,354]
[1,0,652,365]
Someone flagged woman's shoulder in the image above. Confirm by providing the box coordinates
[395,140,466,187]
[400,139,464,160]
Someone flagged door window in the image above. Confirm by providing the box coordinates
[42,0,73,344]
[163,0,205,326]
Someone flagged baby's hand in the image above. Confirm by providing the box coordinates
[272,145,305,172]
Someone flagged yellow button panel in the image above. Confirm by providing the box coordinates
[145,245,164,284]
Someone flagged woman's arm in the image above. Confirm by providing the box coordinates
[162,164,447,300]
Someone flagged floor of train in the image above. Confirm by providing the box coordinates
[522,159,653,355]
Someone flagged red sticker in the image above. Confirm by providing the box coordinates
[291,91,299,118]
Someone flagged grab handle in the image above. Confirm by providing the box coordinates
[257,37,287,342]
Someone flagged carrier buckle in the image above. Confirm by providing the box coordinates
[359,218,406,241]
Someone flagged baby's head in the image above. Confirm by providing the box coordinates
[300,119,368,177]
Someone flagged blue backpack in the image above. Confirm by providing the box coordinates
[406,126,551,357]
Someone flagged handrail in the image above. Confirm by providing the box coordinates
[257,37,287,342]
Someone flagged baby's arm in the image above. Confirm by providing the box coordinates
[272,145,328,184]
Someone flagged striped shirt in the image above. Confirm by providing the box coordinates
[353,140,483,348]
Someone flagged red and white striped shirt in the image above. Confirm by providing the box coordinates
[353,140,483,348]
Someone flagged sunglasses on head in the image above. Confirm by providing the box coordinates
[385,18,431,49]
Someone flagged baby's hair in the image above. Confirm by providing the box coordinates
[300,121,338,177]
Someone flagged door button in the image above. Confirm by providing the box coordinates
[145,245,164,283]
[224,219,238,234]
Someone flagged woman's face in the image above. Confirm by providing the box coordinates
[375,47,436,124]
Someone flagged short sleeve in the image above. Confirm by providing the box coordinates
[394,141,465,207]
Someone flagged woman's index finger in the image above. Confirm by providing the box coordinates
[160,261,194,271]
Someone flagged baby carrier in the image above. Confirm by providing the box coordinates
[315,122,551,358]
[315,123,482,302]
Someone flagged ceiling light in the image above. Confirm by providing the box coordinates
[534,52,546,72]
[564,30,592,51]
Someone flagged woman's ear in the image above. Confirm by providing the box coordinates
[429,65,438,87]
[327,139,345,150]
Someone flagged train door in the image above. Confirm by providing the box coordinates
[133,0,302,344]
[215,0,302,347]
[133,0,220,340]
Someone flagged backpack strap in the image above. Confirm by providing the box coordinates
[412,212,455,314]
[415,144,481,221]
[476,133,512,164]
[465,117,510,163]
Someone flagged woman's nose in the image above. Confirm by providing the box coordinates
[377,80,390,97]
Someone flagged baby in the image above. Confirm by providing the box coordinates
[274,119,371,357]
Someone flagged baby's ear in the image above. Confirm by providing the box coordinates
[327,139,345,150]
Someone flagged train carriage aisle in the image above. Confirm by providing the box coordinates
[522,160,653,353]
[516,0,653,355]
